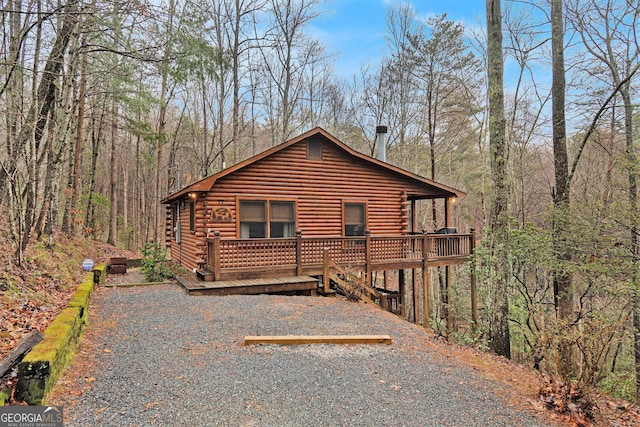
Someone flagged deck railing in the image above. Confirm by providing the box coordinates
[206,230,475,281]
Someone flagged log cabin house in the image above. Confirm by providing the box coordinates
[162,127,475,322]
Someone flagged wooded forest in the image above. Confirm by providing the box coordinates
[1,0,638,401]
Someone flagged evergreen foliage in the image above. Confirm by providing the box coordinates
[140,242,175,282]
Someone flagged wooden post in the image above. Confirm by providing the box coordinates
[296,230,302,276]
[365,229,372,286]
[412,268,418,324]
[380,293,388,311]
[411,199,416,233]
[422,232,430,327]
[445,197,451,227]
[213,231,221,281]
[323,248,330,294]
[399,269,406,318]
[423,264,430,327]
[445,265,451,331]
[470,228,478,324]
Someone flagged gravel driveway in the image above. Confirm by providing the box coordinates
[50,284,560,426]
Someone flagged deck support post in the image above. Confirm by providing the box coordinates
[470,228,478,324]
[323,248,330,294]
[422,232,430,327]
[296,230,303,276]
[213,231,221,281]
[365,229,372,286]
[399,269,406,318]
[413,268,419,324]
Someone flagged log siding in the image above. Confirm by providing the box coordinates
[164,128,466,272]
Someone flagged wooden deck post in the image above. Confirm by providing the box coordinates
[323,248,330,294]
[399,269,406,318]
[365,229,372,286]
[445,197,451,227]
[470,228,478,324]
[422,232,430,327]
[213,231,221,281]
[296,230,302,276]
[412,268,418,324]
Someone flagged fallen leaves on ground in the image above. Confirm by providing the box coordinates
[0,216,139,398]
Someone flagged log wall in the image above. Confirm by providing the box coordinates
[168,137,449,271]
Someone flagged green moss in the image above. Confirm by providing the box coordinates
[24,308,81,363]
[0,388,10,406]
[93,264,107,285]
[18,306,85,405]
[15,265,103,405]
[68,288,90,308]
[67,277,93,311]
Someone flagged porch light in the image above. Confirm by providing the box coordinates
[188,192,197,199]
[450,197,457,204]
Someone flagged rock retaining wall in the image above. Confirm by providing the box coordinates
[14,263,106,405]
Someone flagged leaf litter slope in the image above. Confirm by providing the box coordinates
[0,216,138,395]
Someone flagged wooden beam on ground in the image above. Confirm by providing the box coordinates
[243,335,392,345]
[0,330,43,377]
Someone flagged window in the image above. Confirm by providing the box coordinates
[344,202,366,236]
[189,201,195,232]
[239,199,296,238]
[171,203,178,237]
[307,138,322,160]
[240,200,266,238]
[270,201,295,238]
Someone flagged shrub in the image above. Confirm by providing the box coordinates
[140,242,174,282]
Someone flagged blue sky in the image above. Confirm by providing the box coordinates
[311,0,486,78]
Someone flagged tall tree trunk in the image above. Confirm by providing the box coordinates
[154,0,175,243]
[2,0,25,207]
[485,0,511,358]
[107,100,118,246]
[37,116,66,240]
[202,77,208,176]
[231,0,242,164]
[551,0,574,380]
[156,75,168,243]
[123,138,129,248]
[0,1,77,199]
[84,99,105,238]
[67,33,88,236]
[621,86,639,399]
[14,1,78,258]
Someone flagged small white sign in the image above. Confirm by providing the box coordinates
[81,258,94,271]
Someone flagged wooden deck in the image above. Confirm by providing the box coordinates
[204,231,475,282]
[177,275,319,296]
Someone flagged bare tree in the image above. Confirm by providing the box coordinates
[550,0,575,380]
[567,0,640,397]
[485,0,511,358]
[0,0,79,261]
[256,0,322,145]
